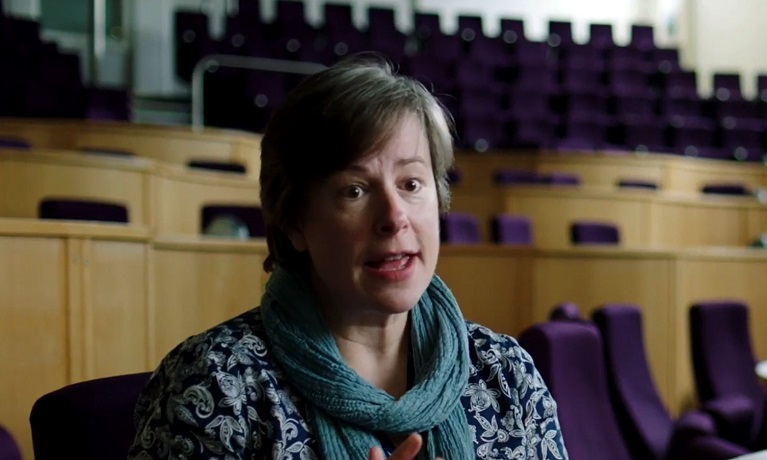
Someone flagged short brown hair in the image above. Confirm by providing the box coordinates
[259,55,454,273]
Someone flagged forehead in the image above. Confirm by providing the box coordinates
[351,114,431,168]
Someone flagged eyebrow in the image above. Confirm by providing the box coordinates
[345,156,427,172]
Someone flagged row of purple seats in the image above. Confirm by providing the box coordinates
[440,211,622,246]
[522,303,749,459]
[0,12,129,120]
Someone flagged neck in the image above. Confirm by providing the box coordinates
[323,308,412,398]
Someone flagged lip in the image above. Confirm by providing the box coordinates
[363,251,419,282]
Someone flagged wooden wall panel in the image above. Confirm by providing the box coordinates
[0,235,70,460]
[151,238,267,365]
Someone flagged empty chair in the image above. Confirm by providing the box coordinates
[0,136,30,149]
[188,159,247,174]
[201,205,265,238]
[0,425,21,460]
[493,169,541,185]
[701,184,751,196]
[86,87,130,121]
[499,18,525,45]
[491,214,532,245]
[664,71,699,99]
[617,179,659,190]
[519,321,633,460]
[593,304,749,460]
[30,372,152,460]
[619,118,670,153]
[652,48,681,74]
[548,20,574,48]
[589,23,614,50]
[549,302,584,322]
[690,301,767,450]
[440,212,481,244]
[38,198,129,223]
[570,221,620,245]
[630,24,655,51]
[713,73,743,101]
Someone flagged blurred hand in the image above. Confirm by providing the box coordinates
[367,433,443,460]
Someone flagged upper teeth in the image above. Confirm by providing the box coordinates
[384,254,406,261]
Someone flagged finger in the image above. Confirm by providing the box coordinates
[368,446,386,460]
[388,433,423,460]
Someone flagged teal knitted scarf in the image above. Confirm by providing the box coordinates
[260,267,474,460]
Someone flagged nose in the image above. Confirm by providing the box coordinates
[375,186,408,236]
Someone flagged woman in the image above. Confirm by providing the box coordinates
[128,56,568,460]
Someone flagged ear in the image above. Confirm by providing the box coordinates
[287,227,308,252]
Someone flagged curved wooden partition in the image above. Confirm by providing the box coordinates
[0,148,153,224]
[151,164,260,235]
[451,185,767,248]
[453,150,767,196]
[0,118,262,180]
[437,244,767,417]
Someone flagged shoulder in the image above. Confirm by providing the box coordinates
[465,321,535,371]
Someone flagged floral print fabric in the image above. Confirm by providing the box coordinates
[128,308,568,460]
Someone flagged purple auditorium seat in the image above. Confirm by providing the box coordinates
[548,20,574,48]
[86,87,130,121]
[0,137,30,149]
[491,214,532,245]
[661,97,704,119]
[719,119,765,162]
[593,304,749,460]
[630,24,655,51]
[652,48,682,74]
[458,115,505,152]
[609,69,655,98]
[713,73,743,101]
[542,172,581,185]
[556,117,609,151]
[612,95,657,119]
[237,0,262,21]
[518,321,633,460]
[559,44,605,71]
[440,212,481,244]
[405,56,454,94]
[549,302,584,322]
[690,301,767,450]
[366,7,408,63]
[456,14,487,58]
[201,205,265,237]
[701,184,751,196]
[174,10,211,81]
[619,118,670,153]
[499,18,525,45]
[715,99,760,123]
[506,116,557,149]
[608,46,655,73]
[589,23,615,51]
[0,425,21,460]
[188,159,247,174]
[411,13,459,61]
[320,3,363,63]
[570,221,620,245]
[669,116,721,159]
[664,70,699,100]
[757,75,767,104]
[617,179,659,190]
[30,372,152,460]
[509,66,559,94]
[273,0,318,61]
[38,198,129,223]
[560,68,603,94]
[455,60,497,90]
[493,169,541,185]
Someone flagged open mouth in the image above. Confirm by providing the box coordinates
[364,253,416,271]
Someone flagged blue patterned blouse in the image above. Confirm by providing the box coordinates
[128,308,568,460]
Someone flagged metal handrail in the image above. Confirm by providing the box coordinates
[191,54,327,131]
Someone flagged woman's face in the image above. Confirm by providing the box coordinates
[289,113,441,320]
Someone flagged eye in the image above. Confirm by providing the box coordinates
[341,184,365,199]
[403,178,422,192]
